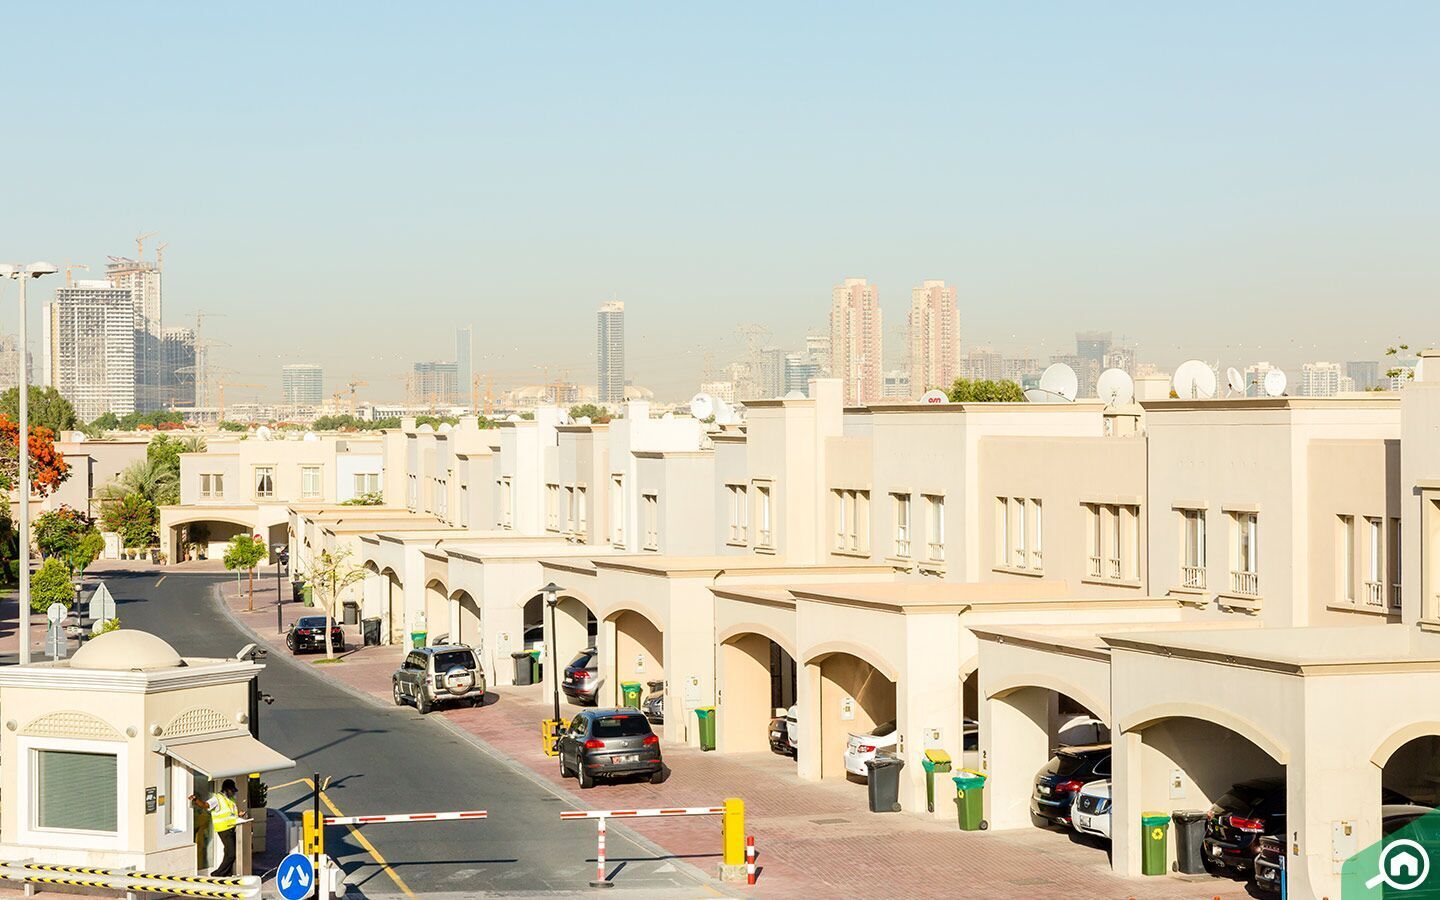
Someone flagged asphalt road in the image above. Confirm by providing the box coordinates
[104,570,719,898]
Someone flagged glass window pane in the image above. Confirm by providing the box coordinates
[37,750,117,832]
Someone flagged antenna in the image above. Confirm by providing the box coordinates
[690,393,715,421]
[1263,368,1288,397]
[1039,363,1078,402]
[918,389,948,404]
[1226,367,1246,397]
[1096,368,1135,406]
[1172,359,1217,399]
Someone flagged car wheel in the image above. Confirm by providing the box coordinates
[392,682,405,706]
[578,766,594,789]
[649,769,665,785]
[416,691,432,715]
[559,754,573,778]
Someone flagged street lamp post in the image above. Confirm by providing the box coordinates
[543,581,562,725]
[2,262,59,666]
[274,546,289,634]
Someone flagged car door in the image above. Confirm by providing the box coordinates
[563,715,587,766]
[402,652,425,697]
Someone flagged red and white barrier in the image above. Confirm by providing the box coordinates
[560,806,727,888]
[324,810,488,825]
[746,835,757,885]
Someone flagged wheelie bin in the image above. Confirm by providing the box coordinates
[1171,810,1207,874]
[621,681,643,708]
[512,651,535,685]
[953,769,988,830]
[528,649,542,683]
[694,707,716,750]
[865,754,905,812]
[921,749,952,813]
[1142,811,1171,876]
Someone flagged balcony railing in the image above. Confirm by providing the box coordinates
[1231,570,1260,596]
[1013,548,1027,568]
[1088,556,1103,578]
[1107,557,1122,580]
[1392,583,1403,609]
[1181,565,1206,590]
[1363,580,1384,608]
[928,542,945,563]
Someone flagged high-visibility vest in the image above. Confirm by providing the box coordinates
[211,794,239,833]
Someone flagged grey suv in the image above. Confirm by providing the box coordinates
[557,709,664,788]
[392,646,486,714]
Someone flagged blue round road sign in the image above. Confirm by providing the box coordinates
[276,852,315,900]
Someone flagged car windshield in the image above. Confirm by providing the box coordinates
[569,651,595,668]
[1211,785,1268,815]
[591,715,652,738]
[870,720,897,737]
[432,650,475,671]
[1042,751,1104,777]
[297,617,328,628]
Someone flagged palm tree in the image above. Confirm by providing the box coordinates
[99,458,180,507]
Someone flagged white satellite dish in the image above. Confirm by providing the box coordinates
[438,422,453,433]
[1226,367,1245,397]
[661,411,674,420]
[1263,368,1288,397]
[690,393,715,420]
[506,413,521,422]
[255,425,272,440]
[1172,360,1217,399]
[918,389,948,404]
[1039,363,1079,402]
[303,431,319,442]
[1415,358,1426,383]
[575,416,592,425]
[1096,368,1134,406]
[1023,388,1068,404]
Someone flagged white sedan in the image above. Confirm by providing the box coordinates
[1071,779,1111,840]
[843,719,898,778]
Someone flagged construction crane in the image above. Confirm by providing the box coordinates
[217,381,263,423]
[192,310,227,408]
[135,231,159,259]
[64,263,89,285]
[156,242,169,270]
[345,379,368,416]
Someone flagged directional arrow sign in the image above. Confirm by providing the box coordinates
[276,852,315,900]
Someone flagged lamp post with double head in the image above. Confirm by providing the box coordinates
[1,262,59,666]
[543,581,562,725]
[274,545,289,634]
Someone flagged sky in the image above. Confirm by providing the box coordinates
[2,3,1437,402]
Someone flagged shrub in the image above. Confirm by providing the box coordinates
[30,557,76,612]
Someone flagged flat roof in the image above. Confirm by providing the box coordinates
[1103,623,1438,674]
[591,555,898,577]
[1141,396,1400,413]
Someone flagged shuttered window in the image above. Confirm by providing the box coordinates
[37,750,117,832]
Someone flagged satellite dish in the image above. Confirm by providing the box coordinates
[303,431,319,442]
[1263,368,1287,397]
[919,389,948,404]
[255,425,272,441]
[1226,367,1246,397]
[506,414,521,422]
[438,422,453,433]
[1416,358,1426,383]
[1039,364,1079,402]
[1023,388,1068,404]
[1172,360,1217,399]
[689,393,715,420]
[784,390,808,400]
[1096,368,1134,406]
[576,416,592,425]
[661,412,674,420]
[417,423,433,433]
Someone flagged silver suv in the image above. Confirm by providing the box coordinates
[392,646,486,714]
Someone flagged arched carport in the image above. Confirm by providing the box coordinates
[380,567,404,644]
[1372,724,1440,809]
[601,606,664,709]
[717,625,798,754]
[451,589,482,650]
[802,642,898,782]
[166,515,253,563]
[423,578,449,645]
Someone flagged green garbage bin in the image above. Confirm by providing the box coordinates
[952,770,988,831]
[410,631,426,649]
[620,681,642,708]
[695,706,716,751]
[1142,811,1170,876]
[922,750,952,813]
[528,649,542,683]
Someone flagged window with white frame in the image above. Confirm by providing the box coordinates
[253,466,275,499]
[995,497,1044,571]
[1230,511,1259,595]
[458,483,470,527]
[642,493,659,550]
[1338,515,1356,603]
[831,488,868,554]
[501,477,513,528]
[1013,498,1027,567]
[892,493,911,558]
[1180,508,1206,589]
[564,486,576,532]
[755,483,774,549]
[200,473,224,499]
[436,478,447,518]
[576,486,588,534]
[354,472,380,496]
[1030,499,1044,568]
[36,749,117,833]
[924,494,945,563]
[161,754,188,834]
[728,484,749,544]
[407,474,419,509]
[1364,516,1383,607]
[1390,518,1402,608]
[545,483,560,531]
[1084,502,1140,582]
[301,466,321,499]
[611,475,625,546]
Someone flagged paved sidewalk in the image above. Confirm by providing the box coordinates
[215,575,1251,899]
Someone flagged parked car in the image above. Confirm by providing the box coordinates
[1203,777,1286,876]
[561,648,601,704]
[556,708,664,789]
[769,705,797,756]
[1254,793,1431,894]
[391,645,486,714]
[843,719,898,778]
[285,615,345,654]
[1071,779,1112,840]
[641,680,664,723]
[1030,744,1111,828]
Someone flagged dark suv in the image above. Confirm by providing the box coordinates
[285,616,345,654]
[561,648,601,705]
[1030,744,1111,827]
[391,646,486,714]
[1203,777,1285,876]
[557,709,664,789]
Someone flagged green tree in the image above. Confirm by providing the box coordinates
[69,530,105,577]
[30,557,75,613]
[303,546,366,659]
[101,494,158,549]
[223,533,268,610]
[32,506,97,564]
[100,457,179,507]
[0,386,78,434]
[90,412,121,432]
[947,378,1027,403]
[217,420,247,432]
[340,492,384,507]
[568,404,612,423]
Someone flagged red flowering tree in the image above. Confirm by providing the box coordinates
[0,417,69,497]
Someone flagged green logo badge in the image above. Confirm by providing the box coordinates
[1342,808,1440,897]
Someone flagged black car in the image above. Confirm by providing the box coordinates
[1203,777,1285,876]
[557,709,664,789]
[1030,744,1111,828]
[561,648,601,705]
[285,616,345,654]
[768,712,794,755]
[1254,791,1426,893]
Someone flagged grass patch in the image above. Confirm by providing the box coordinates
[311,658,346,665]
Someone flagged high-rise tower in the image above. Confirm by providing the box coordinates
[908,280,959,397]
[829,277,882,405]
[597,300,625,404]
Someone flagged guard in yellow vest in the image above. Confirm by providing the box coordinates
[190,779,241,876]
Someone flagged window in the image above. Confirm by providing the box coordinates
[200,473,224,499]
[611,475,625,547]
[642,493,659,550]
[254,466,274,499]
[829,488,868,554]
[995,497,1044,571]
[36,750,117,833]
[1030,499,1043,568]
[924,494,945,563]
[301,466,321,499]
[1181,508,1206,589]
[892,493,911,558]
[436,478,447,518]
[1013,498,1027,567]
[1084,502,1140,583]
[500,477,513,528]
[1363,517,1383,607]
[407,474,418,509]
[545,484,560,532]
[576,487,588,534]
[1231,512,1259,595]
[564,486,576,532]
[755,483,774,550]
[162,754,187,834]
[1390,518,1402,609]
[458,483,470,527]
[353,472,380,495]
[1338,515,1356,603]
[729,484,749,544]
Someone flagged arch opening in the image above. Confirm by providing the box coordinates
[983,684,1109,833]
[807,650,896,782]
[718,633,797,755]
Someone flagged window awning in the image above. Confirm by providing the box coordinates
[161,733,295,779]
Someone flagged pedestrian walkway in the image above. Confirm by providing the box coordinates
[215,574,1250,899]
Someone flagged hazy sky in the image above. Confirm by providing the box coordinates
[3,3,1437,402]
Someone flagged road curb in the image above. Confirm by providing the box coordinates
[207,581,736,897]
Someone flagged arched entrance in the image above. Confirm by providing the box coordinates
[806,649,896,781]
[170,518,251,563]
[984,681,1110,831]
[423,579,448,645]
[452,589,481,649]
[381,568,403,644]
[718,630,797,754]
[552,594,597,685]
[1379,730,1440,814]
[609,608,664,705]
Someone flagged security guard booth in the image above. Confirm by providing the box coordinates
[0,630,294,876]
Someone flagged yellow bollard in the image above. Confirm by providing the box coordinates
[541,719,563,757]
[302,809,324,856]
[722,797,745,868]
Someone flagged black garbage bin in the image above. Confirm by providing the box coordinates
[865,754,905,813]
[512,651,536,686]
[1172,810,1207,874]
[342,603,360,626]
[361,617,382,647]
